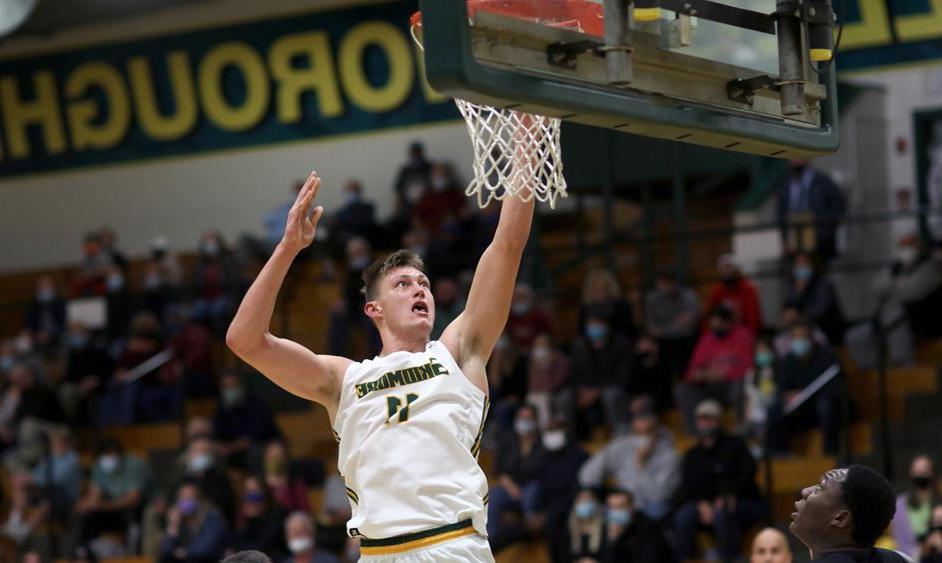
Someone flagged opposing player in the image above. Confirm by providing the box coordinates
[226,157,535,559]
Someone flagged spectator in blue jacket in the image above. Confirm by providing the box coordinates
[160,479,227,563]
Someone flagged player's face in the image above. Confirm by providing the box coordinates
[375,267,435,335]
[790,469,847,546]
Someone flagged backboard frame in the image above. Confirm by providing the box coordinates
[418,0,840,158]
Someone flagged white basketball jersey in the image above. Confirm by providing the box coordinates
[332,340,490,540]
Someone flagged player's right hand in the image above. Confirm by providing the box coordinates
[281,170,324,255]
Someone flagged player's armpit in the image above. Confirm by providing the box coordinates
[230,333,350,409]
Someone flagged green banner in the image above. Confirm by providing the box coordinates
[0,1,457,178]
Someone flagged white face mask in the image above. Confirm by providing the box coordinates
[542,430,566,451]
[188,452,214,473]
[288,537,313,554]
[514,418,537,436]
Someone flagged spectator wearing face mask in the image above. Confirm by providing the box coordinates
[645,271,701,379]
[773,303,829,358]
[326,179,379,251]
[103,265,133,341]
[892,455,941,558]
[213,370,280,469]
[74,232,112,296]
[741,334,780,452]
[627,334,672,411]
[160,480,227,563]
[569,313,632,436]
[766,322,842,456]
[393,141,431,215]
[327,237,381,359]
[677,306,754,433]
[75,440,152,549]
[705,254,763,334]
[192,231,238,332]
[60,322,113,425]
[413,163,465,234]
[26,275,66,349]
[569,489,606,561]
[263,440,310,514]
[579,396,680,520]
[579,269,637,343]
[488,404,547,552]
[597,490,676,563]
[785,252,845,345]
[227,474,287,557]
[526,333,571,430]
[170,436,235,522]
[673,400,766,562]
[431,277,465,339]
[281,511,339,563]
[506,283,554,354]
[535,419,589,563]
[750,527,793,563]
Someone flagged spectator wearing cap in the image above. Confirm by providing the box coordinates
[645,271,701,379]
[569,313,632,436]
[672,399,766,562]
[75,440,151,549]
[677,305,754,433]
[25,275,66,349]
[535,418,589,563]
[766,321,842,456]
[281,511,339,563]
[597,489,676,563]
[705,255,763,334]
[213,370,281,469]
[160,479,227,563]
[579,396,679,520]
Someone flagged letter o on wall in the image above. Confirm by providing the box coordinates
[338,21,414,113]
[199,42,271,131]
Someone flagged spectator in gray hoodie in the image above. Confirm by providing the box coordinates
[578,396,680,520]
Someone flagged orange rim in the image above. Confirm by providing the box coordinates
[410,0,604,38]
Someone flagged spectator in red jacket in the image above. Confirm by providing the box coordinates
[506,284,553,354]
[704,255,763,334]
[677,306,755,433]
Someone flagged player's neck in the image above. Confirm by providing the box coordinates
[378,331,429,356]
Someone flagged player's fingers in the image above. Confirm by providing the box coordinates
[293,171,315,205]
[307,206,324,227]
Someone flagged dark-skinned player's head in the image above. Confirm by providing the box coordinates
[790,465,896,552]
[361,250,433,338]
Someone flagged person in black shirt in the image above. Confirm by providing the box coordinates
[672,400,767,561]
[790,465,913,562]
[598,490,675,563]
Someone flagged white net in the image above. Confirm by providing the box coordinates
[456,99,568,209]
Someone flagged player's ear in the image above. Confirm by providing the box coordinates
[831,508,852,530]
[364,300,382,320]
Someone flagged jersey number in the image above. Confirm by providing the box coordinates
[386,393,419,423]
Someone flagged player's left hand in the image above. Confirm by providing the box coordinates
[280,171,324,255]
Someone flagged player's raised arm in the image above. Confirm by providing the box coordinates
[443,123,538,386]
[226,171,350,410]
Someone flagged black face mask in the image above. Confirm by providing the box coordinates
[913,476,933,490]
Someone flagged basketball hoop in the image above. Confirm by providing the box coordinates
[411,1,602,208]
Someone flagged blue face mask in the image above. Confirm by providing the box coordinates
[790,338,812,357]
[586,323,608,342]
[574,501,598,520]
[68,333,89,350]
[794,265,813,281]
[0,356,14,372]
[607,509,632,527]
[755,350,774,367]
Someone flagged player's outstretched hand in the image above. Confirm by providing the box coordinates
[281,170,324,255]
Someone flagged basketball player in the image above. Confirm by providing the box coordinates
[790,465,913,562]
[227,163,535,561]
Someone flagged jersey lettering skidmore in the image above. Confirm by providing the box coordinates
[354,357,449,399]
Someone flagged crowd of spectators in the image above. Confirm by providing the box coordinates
[2,148,942,563]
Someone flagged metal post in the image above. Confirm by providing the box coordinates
[775,0,805,116]
[602,130,617,272]
[602,0,633,85]
[671,143,688,281]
